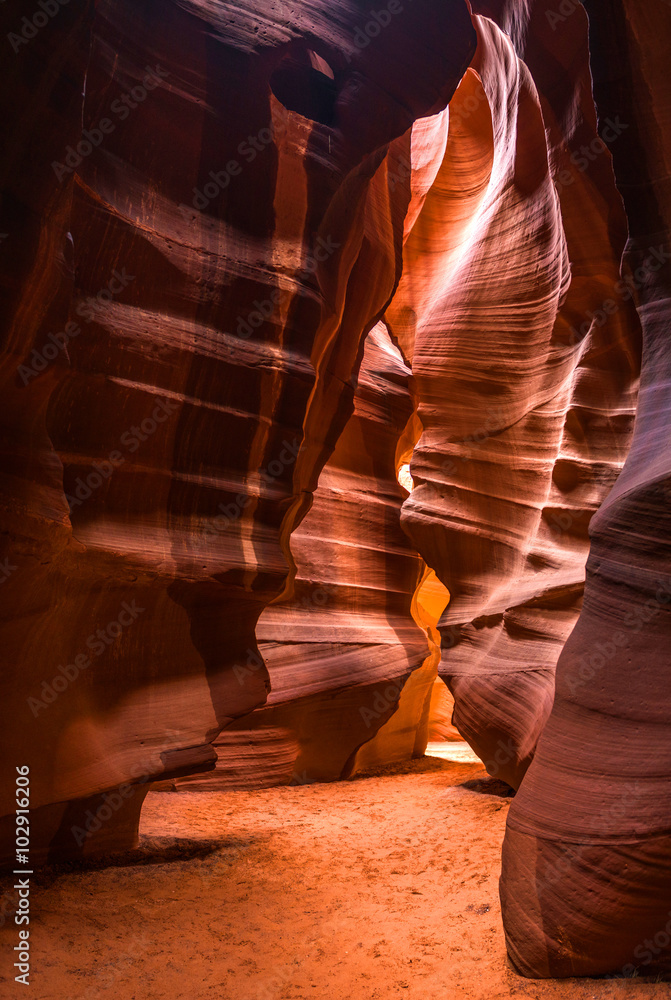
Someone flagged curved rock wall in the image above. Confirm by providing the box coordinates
[388,11,640,788]
[500,0,671,977]
[0,0,476,859]
[172,106,463,790]
[194,3,642,796]
[174,321,433,789]
[2,2,669,980]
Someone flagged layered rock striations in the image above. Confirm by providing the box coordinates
[500,0,671,977]
[204,5,642,793]
[3,2,668,980]
[175,96,465,792]
[387,11,640,788]
[175,321,434,789]
[0,0,476,859]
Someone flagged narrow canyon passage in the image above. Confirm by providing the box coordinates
[2,0,671,987]
[2,755,668,1000]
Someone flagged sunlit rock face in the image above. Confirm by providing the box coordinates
[0,0,476,859]
[388,10,640,789]
[500,0,671,978]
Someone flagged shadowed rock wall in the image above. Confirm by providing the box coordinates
[500,0,671,977]
[0,0,475,860]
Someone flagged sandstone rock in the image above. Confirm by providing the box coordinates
[177,322,435,788]
[0,0,475,860]
[500,0,671,977]
[389,12,640,788]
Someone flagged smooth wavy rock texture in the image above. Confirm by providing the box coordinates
[0,0,476,860]
[387,10,640,789]
[500,0,671,978]
[173,321,434,789]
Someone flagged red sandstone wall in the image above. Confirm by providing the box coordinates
[0,0,475,859]
[500,0,671,977]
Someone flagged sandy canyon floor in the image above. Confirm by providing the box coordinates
[1,751,669,999]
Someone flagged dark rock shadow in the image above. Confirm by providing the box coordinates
[0,836,257,889]
[461,776,515,797]
[346,754,478,781]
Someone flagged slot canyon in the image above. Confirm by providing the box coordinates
[0,0,670,996]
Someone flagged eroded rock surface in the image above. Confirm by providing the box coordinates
[0,0,476,859]
[500,0,671,977]
[2,2,669,980]
[175,322,433,788]
[389,10,640,788]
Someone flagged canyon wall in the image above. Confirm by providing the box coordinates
[174,320,434,789]
[185,3,642,794]
[389,9,640,788]
[500,0,671,977]
[2,0,669,981]
[0,0,476,860]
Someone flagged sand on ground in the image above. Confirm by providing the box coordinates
[1,754,669,999]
